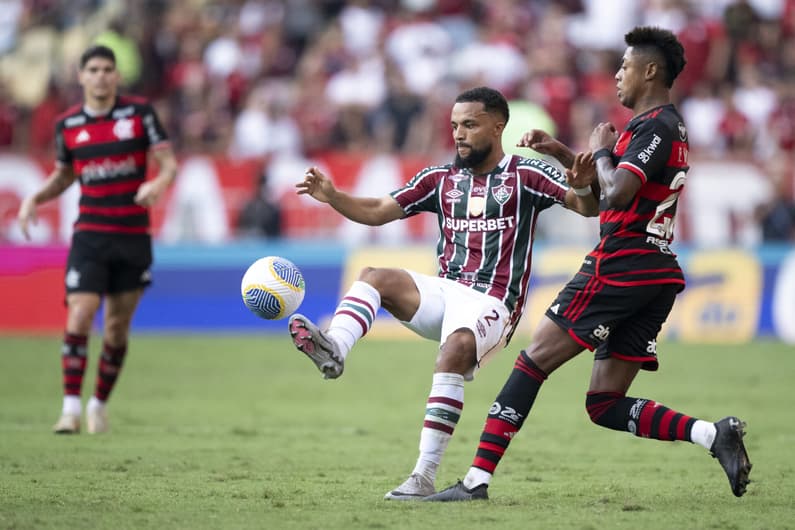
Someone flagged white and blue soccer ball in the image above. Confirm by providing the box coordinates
[241,256,306,320]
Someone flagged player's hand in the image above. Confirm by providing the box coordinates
[565,151,596,188]
[296,166,336,204]
[589,122,618,152]
[516,129,558,155]
[134,179,168,207]
[17,196,37,241]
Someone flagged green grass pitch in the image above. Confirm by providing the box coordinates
[1,334,793,529]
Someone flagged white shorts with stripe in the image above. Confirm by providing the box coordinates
[401,270,511,380]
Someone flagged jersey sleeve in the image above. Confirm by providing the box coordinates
[390,166,443,215]
[616,118,674,184]
[141,103,170,148]
[518,158,568,210]
[54,121,71,166]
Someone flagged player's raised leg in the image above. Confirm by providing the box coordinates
[289,279,381,379]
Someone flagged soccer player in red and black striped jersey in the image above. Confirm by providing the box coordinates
[288,86,600,499]
[17,45,177,435]
[427,27,752,502]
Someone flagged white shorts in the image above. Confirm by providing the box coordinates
[401,270,511,380]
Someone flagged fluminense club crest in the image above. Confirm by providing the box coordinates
[491,183,513,205]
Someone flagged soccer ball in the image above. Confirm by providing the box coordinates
[240,256,306,320]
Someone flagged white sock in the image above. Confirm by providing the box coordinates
[463,467,493,489]
[62,395,81,416]
[326,281,381,359]
[412,372,465,484]
[689,419,717,450]
[87,395,106,413]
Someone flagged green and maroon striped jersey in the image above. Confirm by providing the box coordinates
[55,95,170,235]
[391,153,568,338]
[591,104,688,287]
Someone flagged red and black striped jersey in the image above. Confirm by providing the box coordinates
[54,95,170,235]
[391,154,568,340]
[591,103,689,286]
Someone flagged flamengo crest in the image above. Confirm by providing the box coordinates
[113,118,135,140]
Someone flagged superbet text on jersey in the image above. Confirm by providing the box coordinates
[391,154,569,340]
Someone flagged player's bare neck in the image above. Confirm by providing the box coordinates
[632,89,670,117]
[83,97,114,117]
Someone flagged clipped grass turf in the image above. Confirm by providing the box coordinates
[1,335,793,529]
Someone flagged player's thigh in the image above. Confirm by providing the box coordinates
[588,357,642,394]
[399,271,445,341]
[525,315,584,374]
[65,292,102,334]
[103,289,144,343]
[361,267,420,321]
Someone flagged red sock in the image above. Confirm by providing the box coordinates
[62,332,88,396]
[94,342,127,402]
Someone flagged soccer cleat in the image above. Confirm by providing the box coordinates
[384,473,435,501]
[288,314,344,379]
[422,480,488,502]
[710,416,752,497]
[52,413,80,434]
[86,405,109,434]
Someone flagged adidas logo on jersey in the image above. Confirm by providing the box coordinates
[76,130,90,143]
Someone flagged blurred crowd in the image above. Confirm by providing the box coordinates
[1,0,794,240]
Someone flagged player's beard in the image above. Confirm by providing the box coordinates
[455,143,492,169]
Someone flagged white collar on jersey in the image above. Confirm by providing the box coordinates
[497,153,512,171]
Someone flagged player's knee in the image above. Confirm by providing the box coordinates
[103,316,131,344]
[585,391,624,426]
[435,330,476,374]
[357,266,375,279]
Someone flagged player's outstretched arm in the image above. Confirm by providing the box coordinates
[517,129,575,169]
[17,164,77,240]
[296,166,404,226]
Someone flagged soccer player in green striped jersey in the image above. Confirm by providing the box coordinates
[289,86,599,499]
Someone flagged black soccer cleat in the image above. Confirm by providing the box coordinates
[422,480,488,502]
[710,416,752,497]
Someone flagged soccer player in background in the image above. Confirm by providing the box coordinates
[288,86,600,500]
[17,45,177,434]
[425,27,752,502]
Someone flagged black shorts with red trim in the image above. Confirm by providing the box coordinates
[545,265,682,371]
[65,231,152,296]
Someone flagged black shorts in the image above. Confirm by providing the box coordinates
[545,266,682,371]
[65,231,153,296]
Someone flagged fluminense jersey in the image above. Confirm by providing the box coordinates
[592,103,689,286]
[55,95,170,235]
[391,153,568,337]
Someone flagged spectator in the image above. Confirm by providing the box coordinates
[236,170,283,239]
[755,154,795,241]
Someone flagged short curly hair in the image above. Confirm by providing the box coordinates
[455,86,510,124]
[625,26,686,88]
